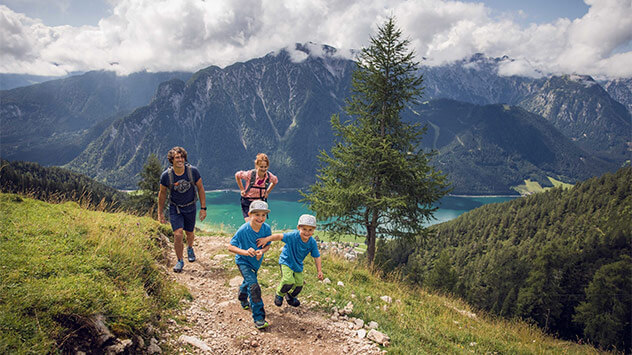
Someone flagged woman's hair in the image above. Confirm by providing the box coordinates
[254,153,269,168]
[167,146,188,164]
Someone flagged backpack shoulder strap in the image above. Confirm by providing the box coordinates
[244,169,257,194]
[187,164,198,203]
[167,167,174,188]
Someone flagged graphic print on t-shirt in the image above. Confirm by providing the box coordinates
[174,179,192,193]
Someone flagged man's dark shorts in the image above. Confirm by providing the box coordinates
[169,206,196,232]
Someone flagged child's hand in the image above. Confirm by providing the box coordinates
[246,247,256,257]
[317,271,324,280]
[256,237,268,248]
[255,249,263,260]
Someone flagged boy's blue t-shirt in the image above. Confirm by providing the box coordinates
[160,165,201,213]
[279,230,321,273]
[230,222,271,270]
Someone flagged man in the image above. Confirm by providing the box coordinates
[158,147,207,273]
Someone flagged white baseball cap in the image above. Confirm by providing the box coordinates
[248,200,270,214]
[297,214,317,227]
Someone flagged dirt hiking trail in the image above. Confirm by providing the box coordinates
[163,235,385,354]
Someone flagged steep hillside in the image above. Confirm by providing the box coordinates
[0,70,191,165]
[0,159,129,210]
[519,75,631,162]
[409,99,614,194]
[375,167,632,351]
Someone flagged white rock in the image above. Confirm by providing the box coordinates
[337,281,345,287]
[354,318,364,329]
[380,296,392,303]
[367,329,390,346]
[357,329,367,339]
[147,338,162,354]
[323,278,331,284]
[178,335,212,352]
[229,276,243,287]
[367,321,379,329]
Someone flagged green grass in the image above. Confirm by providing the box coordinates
[217,242,605,354]
[0,193,189,354]
[2,192,603,354]
[512,177,574,196]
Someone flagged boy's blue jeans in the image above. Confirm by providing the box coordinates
[237,264,265,322]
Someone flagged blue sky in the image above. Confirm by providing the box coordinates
[0,0,630,78]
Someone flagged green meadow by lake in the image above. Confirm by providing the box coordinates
[197,189,517,232]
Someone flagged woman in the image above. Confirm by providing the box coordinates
[235,153,279,221]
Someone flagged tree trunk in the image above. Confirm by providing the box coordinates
[366,223,376,266]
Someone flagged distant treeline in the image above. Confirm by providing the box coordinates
[375,167,632,351]
[0,159,130,211]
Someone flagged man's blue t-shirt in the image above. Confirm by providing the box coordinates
[230,222,271,270]
[160,165,201,213]
[279,230,321,273]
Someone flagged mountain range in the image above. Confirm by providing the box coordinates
[1,45,630,194]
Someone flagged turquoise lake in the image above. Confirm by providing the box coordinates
[196,189,517,232]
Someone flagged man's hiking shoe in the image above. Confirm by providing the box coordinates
[173,260,184,273]
[285,294,300,307]
[274,295,283,307]
[187,247,196,262]
[254,320,269,330]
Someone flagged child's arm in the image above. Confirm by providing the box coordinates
[228,244,256,257]
[313,256,324,280]
[254,243,271,260]
[256,233,283,248]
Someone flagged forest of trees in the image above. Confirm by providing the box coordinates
[374,166,631,351]
[0,159,130,210]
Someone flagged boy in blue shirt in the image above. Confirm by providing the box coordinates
[257,214,323,307]
[228,200,272,329]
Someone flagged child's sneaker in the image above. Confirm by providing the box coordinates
[254,320,269,330]
[285,294,300,307]
[241,301,250,310]
[274,295,283,307]
[173,260,184,273]
[187,247,196,262]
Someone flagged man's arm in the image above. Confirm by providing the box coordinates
[157,185,168,224]
[256,233,283,248]
[314,256,323,280]
[196,177,206,221]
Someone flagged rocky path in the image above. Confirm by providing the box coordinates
[162,235,384,354]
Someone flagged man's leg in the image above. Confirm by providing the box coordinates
[173,228,185,272]
[185,230,196,262]
[174,228,184,260]
[182,210,196,262]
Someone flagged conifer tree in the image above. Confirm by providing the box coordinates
[130,154,162,216]
[302,17,450,265]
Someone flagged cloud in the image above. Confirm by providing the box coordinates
[0,0,630,78]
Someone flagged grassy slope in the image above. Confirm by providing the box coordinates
[1,194,603,354]
[221,240,604,354]
[0,193,188,353]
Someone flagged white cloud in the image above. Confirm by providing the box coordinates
[0,0,630,78]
